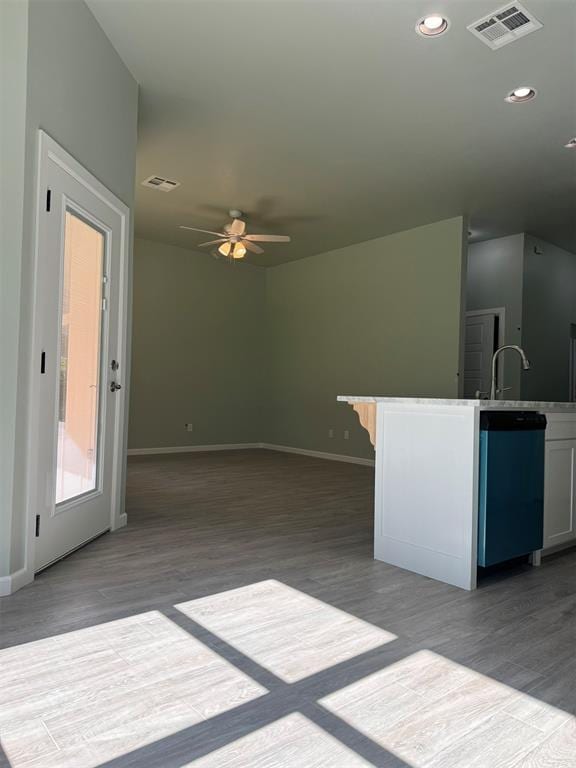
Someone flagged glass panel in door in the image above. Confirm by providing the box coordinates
[56,210,105,505]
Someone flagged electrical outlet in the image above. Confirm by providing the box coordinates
[185,423,194,432]
[328,428,334,438]
[344,430,350,440]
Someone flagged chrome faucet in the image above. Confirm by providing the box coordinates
[490,345,530,400]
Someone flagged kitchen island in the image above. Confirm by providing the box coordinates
[338,396,576,590]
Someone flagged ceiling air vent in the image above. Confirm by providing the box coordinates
[141,175,181,192]
[467,3,542,50]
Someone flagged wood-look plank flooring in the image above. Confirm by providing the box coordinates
[1,449,575,767]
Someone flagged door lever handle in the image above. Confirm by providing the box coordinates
[110,382,122,392]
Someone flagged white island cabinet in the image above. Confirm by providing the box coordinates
[338,396,576,590]
[543,413,576,551]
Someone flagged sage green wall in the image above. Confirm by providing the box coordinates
[0,0,29,580]
[265,217,466,459]
[129,239,266,448]
[0,0,138,579]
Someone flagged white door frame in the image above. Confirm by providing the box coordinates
[23,130,130,586]
[465,307,506,395]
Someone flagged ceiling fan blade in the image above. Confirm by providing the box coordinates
[179,225,228,237]
[242,239,264,255]
[243,234,291,243]
[228,219,246,236]
[198,239,227,247]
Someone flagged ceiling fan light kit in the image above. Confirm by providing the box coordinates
[179,209,291,262]
[218,241,246,259]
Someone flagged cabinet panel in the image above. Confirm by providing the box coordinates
[545,414,576,441]
[544,440,576,549]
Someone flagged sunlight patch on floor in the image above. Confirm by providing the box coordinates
[0,611,267,767]
[2,588,574,768]
[185,713,372,768]
[175,579,396,682]
[320,649,574,768]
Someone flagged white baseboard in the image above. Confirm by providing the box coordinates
[0,567,33,597]
[116,512,128,529]
[261,443,375,467]
[127,441,374,466]
[127,443,263,456]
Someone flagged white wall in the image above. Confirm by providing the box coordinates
[0,0,138,583]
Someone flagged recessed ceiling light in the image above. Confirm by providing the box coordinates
[565,138,576,149]
[505,86,537,103]
[416,14,449,37]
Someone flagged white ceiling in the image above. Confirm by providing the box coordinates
[87,0,576,265]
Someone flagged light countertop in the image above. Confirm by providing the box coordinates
[337,396,576,413]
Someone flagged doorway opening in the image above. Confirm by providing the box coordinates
[463,307,506,399]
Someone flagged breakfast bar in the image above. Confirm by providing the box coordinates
[339,396,576,590]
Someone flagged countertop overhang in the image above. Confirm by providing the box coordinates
[338,396,576,413]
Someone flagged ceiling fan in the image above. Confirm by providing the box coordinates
[179,209,291,260]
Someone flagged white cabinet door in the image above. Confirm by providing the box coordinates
[543,439,576,549]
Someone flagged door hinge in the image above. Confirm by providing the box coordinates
[35,515,41,537]
[46,188,51,212]
[40,351,46,374]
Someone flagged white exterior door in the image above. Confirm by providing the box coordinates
[464,313,496,398]
[31,133,129,572]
